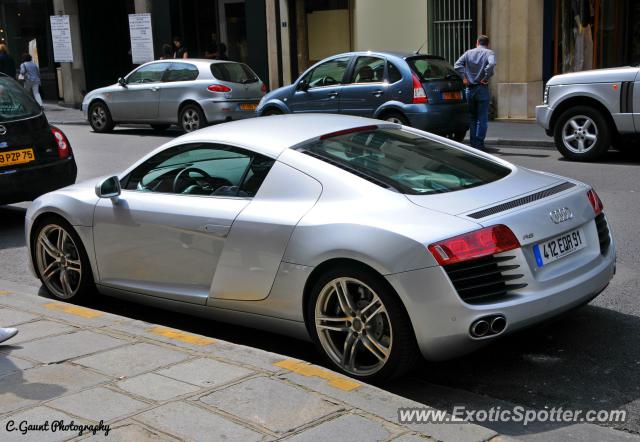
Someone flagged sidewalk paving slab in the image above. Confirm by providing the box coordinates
[0,278,503,441]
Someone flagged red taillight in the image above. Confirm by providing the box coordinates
[260,82,267,93]
[428,225,520,266]
[412,72,427,104]
[207,84,232,93]
[51,126,70,159]
[319,125,378,140]
[587,188,603,215]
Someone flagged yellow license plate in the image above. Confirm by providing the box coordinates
[240,103,257,110]
[0,148,35,167]
[442,91,462,100]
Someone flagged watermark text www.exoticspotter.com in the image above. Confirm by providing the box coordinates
[5,419,110,436]
[398,406,627,426]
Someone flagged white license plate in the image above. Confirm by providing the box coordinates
[533,228,586,267]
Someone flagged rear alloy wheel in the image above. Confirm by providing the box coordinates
[308,266,418,382]
[554,106,611,161]
[33,220,93,301]
[180,104,206,132]
[150,123,171,132]
[89,102,115,133]
[382,112,409,126]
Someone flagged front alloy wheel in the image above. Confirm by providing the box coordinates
[33,219,93,301]
[35,225,82,299]
[315,277,392,376]
[309,266,418,381]
[554,106,610,161]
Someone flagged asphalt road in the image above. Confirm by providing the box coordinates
[1,124,640,440]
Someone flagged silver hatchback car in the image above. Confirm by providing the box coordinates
[82,59,266,133]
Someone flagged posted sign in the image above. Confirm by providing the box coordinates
[50,15,73,63]
[128,13,154,64]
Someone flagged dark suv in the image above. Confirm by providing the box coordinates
[257,51,468,140]
[0,75,76,205]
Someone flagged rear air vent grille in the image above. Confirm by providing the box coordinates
[468,182,576,219]
[444,255,527,304]
[595,213,611,255]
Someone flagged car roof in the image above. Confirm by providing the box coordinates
[141,59,244,68]
[169,114,398,158]
[326,51,445,61]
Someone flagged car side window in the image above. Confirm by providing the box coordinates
[163,63,199,82]
[349,56,385,83]
[387,61,403,83]
[122,143,275,198]
[126,63,170,84]
[305,57,351,88]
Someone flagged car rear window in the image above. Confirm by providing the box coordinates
[0,77,41,122]
[299,128,510,195]
[210,62,258,83]
[407,57,460,81]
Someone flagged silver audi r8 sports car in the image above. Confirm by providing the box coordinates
[26,114,615,381]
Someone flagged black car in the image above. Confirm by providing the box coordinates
[0,75,76,205]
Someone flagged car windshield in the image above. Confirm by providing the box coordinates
[210,62,258,83]
[0,77,41,122]
[300,128,511,195]
[407,57,460,81]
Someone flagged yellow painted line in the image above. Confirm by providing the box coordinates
[43,302,103,318]
[0,290,12,295]
[274,359,361,391]
[147,326,216,346]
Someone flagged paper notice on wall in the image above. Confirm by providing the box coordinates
[50,15,73,63]
[128,13,154,64]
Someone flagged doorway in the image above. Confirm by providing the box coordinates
[218,0,248,63]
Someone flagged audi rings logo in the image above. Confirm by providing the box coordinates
[549,207,573,224]
[0,125,6,136]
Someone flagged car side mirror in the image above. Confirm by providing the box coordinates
[95,176,121,202]
[117,77,127,87]
[297,80,309,92]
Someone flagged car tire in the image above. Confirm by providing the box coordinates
[150,124,171,132]
[451,130,467,142]
[179,104,206,133]
[381,112,409,126]
[306,264,419,382]
[263,108,283,116]
[88,101,115,133]
[31,216,94,302]
[553,106,611,161]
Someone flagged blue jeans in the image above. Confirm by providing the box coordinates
[466,85,490,149]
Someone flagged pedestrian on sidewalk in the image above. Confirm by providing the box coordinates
[159,43,173,60]
[216,42,228,60]
[19,53,43,107]
[172,36,189,59]
[0,327,18,344]
[0,43,16,78]
[454,35,496,150]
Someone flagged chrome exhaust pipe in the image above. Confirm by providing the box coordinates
[490,316,507,334]
[470,319,490,337]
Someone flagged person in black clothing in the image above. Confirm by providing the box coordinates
[172,36,188,59]
[216,42,228,61]
[159,43,173,60]
[0,44,16,78]
[204,32,219,59]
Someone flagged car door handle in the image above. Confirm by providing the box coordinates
[328,92,339,98]
[371,90,384,96]
[203,224,230,238]
[151,86,159,92]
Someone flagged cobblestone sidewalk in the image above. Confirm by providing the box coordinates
[0,279,500,442]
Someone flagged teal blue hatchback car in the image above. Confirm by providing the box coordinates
[257,51,469,141]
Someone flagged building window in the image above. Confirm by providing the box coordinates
[428,0,477,64]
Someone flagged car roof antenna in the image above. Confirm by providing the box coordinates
[415,37,428,54]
